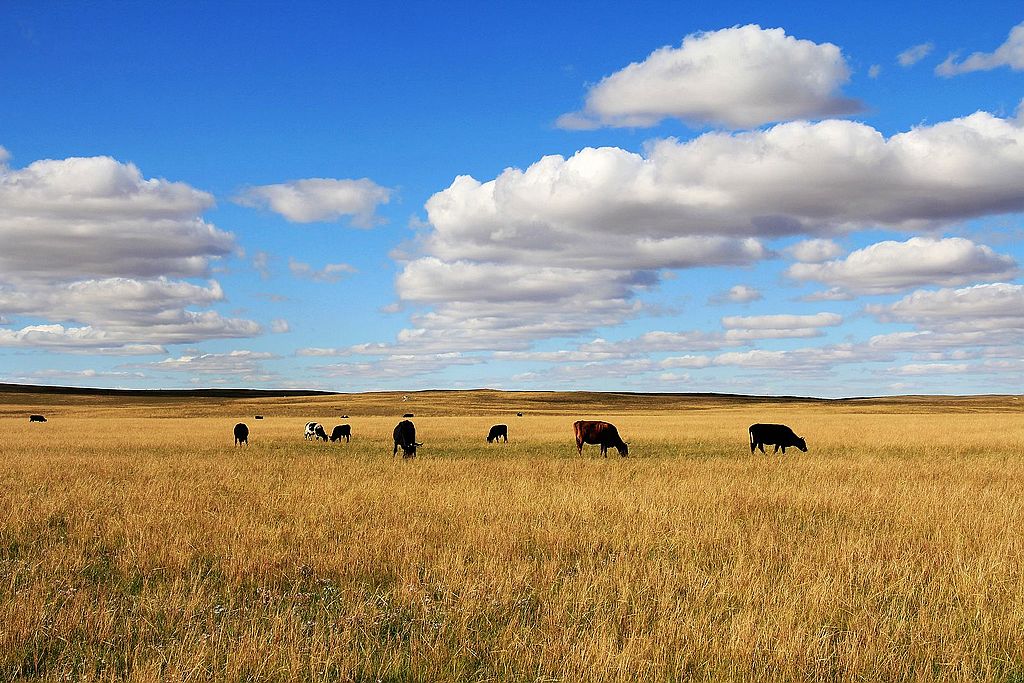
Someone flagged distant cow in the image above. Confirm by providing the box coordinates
[28,414,46,423]
[254,415,264,420]
[234,423,249,446]
[304,421,318,440]
[403,413,414,418]
[487,424,508,443]
[330,424,351,442]
[573,420,628,457]
[516,412,523,417]
[749,423,807,454]
[393,420,422,458]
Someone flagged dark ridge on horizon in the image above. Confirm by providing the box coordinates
[0,382,1014,403]
[0,382,337,399]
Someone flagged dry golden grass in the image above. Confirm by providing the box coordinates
[1,389,1023,681]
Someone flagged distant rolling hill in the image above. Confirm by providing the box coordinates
[0,382,337,399]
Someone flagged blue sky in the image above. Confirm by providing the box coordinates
[2,2,1024,396]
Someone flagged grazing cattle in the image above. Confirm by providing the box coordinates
[312,423,328,442]
[341,415,349,418]
[254,415,264,420]
[393,420,422,458]
[749,423,807,454]
[516,412,523,417]
[233,423,249,446]
[486,424,508,443]
[330,424,351,442]
[304,421,318,440]
[573,420,628,457]
[403,413,414,418]
[28,414,46,423]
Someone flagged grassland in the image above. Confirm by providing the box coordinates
[1,388,1023,682]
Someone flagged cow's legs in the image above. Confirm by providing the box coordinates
[773,444,779,453]
[757,442,766,454]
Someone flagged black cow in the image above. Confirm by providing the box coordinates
[393,420,422,458]
[29,414,46,423]
[573,420,628,457]
[313,423,328,442]
[748,423,807,454]
[486,424,508,443]
[403,413,414,418]
[330,424,351,442]
[254,415,264,420]
[234,422,249,446]
[516,412,523,417]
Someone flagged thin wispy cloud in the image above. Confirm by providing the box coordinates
[898,42,933,67]
[937,22,1024,76]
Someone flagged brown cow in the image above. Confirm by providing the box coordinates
[573,420,628,457]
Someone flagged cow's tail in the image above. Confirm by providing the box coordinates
[749,426,755,453]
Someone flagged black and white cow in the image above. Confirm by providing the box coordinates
[748,423,808,454]
[304,421,318,440]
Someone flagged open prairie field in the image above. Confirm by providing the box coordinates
[1,389,1023,682]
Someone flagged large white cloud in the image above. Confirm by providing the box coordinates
[787,237,1017,294]
[937,22,1024,76]
[427,112,1024,258]
[0,151,261,351]
[235,177,392,226]
[386,110,1024,355]
[558,25,860,130]
[0,154,231,280]
[868,283,1024,333]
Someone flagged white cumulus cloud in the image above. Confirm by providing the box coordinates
[711,285,763,304]
[558,25,860,130]
[0,153,231,280]
[235,177,392,226]
[787,237,1017,294]
[868,283,1024,333]
[0,151,260,352]
[386,110,1024,354]
[788,238,843,263]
